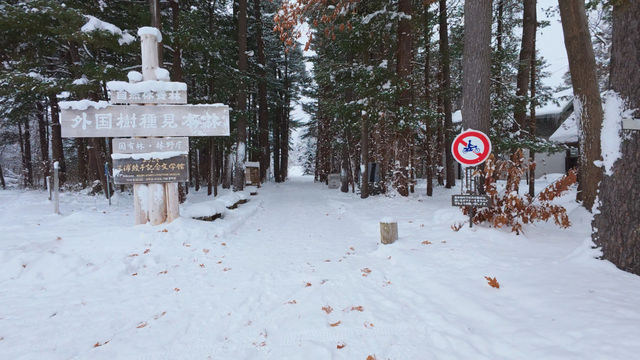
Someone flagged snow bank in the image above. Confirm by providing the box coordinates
[217,192,249,208]
[107,80,186,93]
[59,100,109,110]
[137,26,162,43]
[110,151,187,160]
[181,200,227,218]
[81,15,135,45]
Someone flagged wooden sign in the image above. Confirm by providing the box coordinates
[451,194,491,207]
[244,162,260,186]
[107,81,187,104]
[60,104,230,137]
[113,137,188,154]
[112,154,188,184]
[109,89,187,104]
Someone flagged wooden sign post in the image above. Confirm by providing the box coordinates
[58,27,230,225]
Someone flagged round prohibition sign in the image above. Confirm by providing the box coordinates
[451,130,492,166]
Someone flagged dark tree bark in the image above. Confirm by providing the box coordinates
[281,53,290,180]
[222,149,232,189]
[49,95,65,184]
[592,0,640,275]
[514,0,536,132]
[170,0,183,82]
[234,0,248,191]
[394,0,412,196]
[439,0,455,188]
[558,0,603,211]
[462,0,492,134]
[360,115,370,199]
[528,7,538,198]
[255,0,270,182]
[424,3,434,197]
[76,138,88,188]
[90,138,110,198]
[207,140,213,196]
[273,93,282,182]
[0,164,5,189]
[22,117,33,187]
[149,0,163,64]
[37,102,50,187]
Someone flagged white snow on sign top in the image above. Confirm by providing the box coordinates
[155,68,171,81]
[137,26,162,43]
[81,15,135,45]
[127,71,143,83]
[106,80,187,93]
[59,99,109,110]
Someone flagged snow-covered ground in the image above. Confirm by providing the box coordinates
[1,175,640,359]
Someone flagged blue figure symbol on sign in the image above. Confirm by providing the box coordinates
[462,139,481,154]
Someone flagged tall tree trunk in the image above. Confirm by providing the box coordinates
[462,0,492,134]
[23,118,33,186]
[37,102,50,187]
[76,138,88,188]
[273,80,282,182]
[211,138,218,196]
[0,164,5,189]
[170,0,183,82]
[558,0,603,211]
[49,95,65,184]
[256,0,269,182]
[514,0,536,132]
[234,0,248,191]
[394,0,412,196]
[222,149,231,189]
[207,140,213,196]
[528,6,538,197]
[439,0,455,188]
[281,53,290,181]
[592,0,640,275]
[149,0,163,64]
[424,3,434,197]
[90,138,109,198]
[361,115,370,199]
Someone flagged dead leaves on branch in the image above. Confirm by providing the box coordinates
[464,151,577,234]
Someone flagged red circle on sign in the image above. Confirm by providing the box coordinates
[451,130,492,166]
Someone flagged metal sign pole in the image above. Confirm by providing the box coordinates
[53,162,60,214]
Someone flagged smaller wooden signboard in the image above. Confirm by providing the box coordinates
[113,137,188,154]
[244,162,260,186]
[112,154,188,184]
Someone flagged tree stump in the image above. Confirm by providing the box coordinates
[380,220,398,244]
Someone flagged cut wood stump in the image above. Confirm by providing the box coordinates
[380,220,398,244]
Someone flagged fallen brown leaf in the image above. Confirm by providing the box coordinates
[484,276,500,289]
[422,241,432,245]
[160,229,168,233]
[202,249,210,254]
[221,242,227,246]
[174,288,180,292]
[131,273,138,276]
[336,342,346,349]
[350,306,364,312]
[367,356,377,360]
[329,321,341,327]
[322,305,333,314]
[136,322,147,328]
[199,264,205,268]
[286,300,297,304]
[305,282,312,287]
[143,249,150,254]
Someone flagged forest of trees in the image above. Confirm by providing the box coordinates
[0,0,307,195]
[0,1,638,273]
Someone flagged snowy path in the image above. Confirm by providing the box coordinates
[1,176,640,359]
